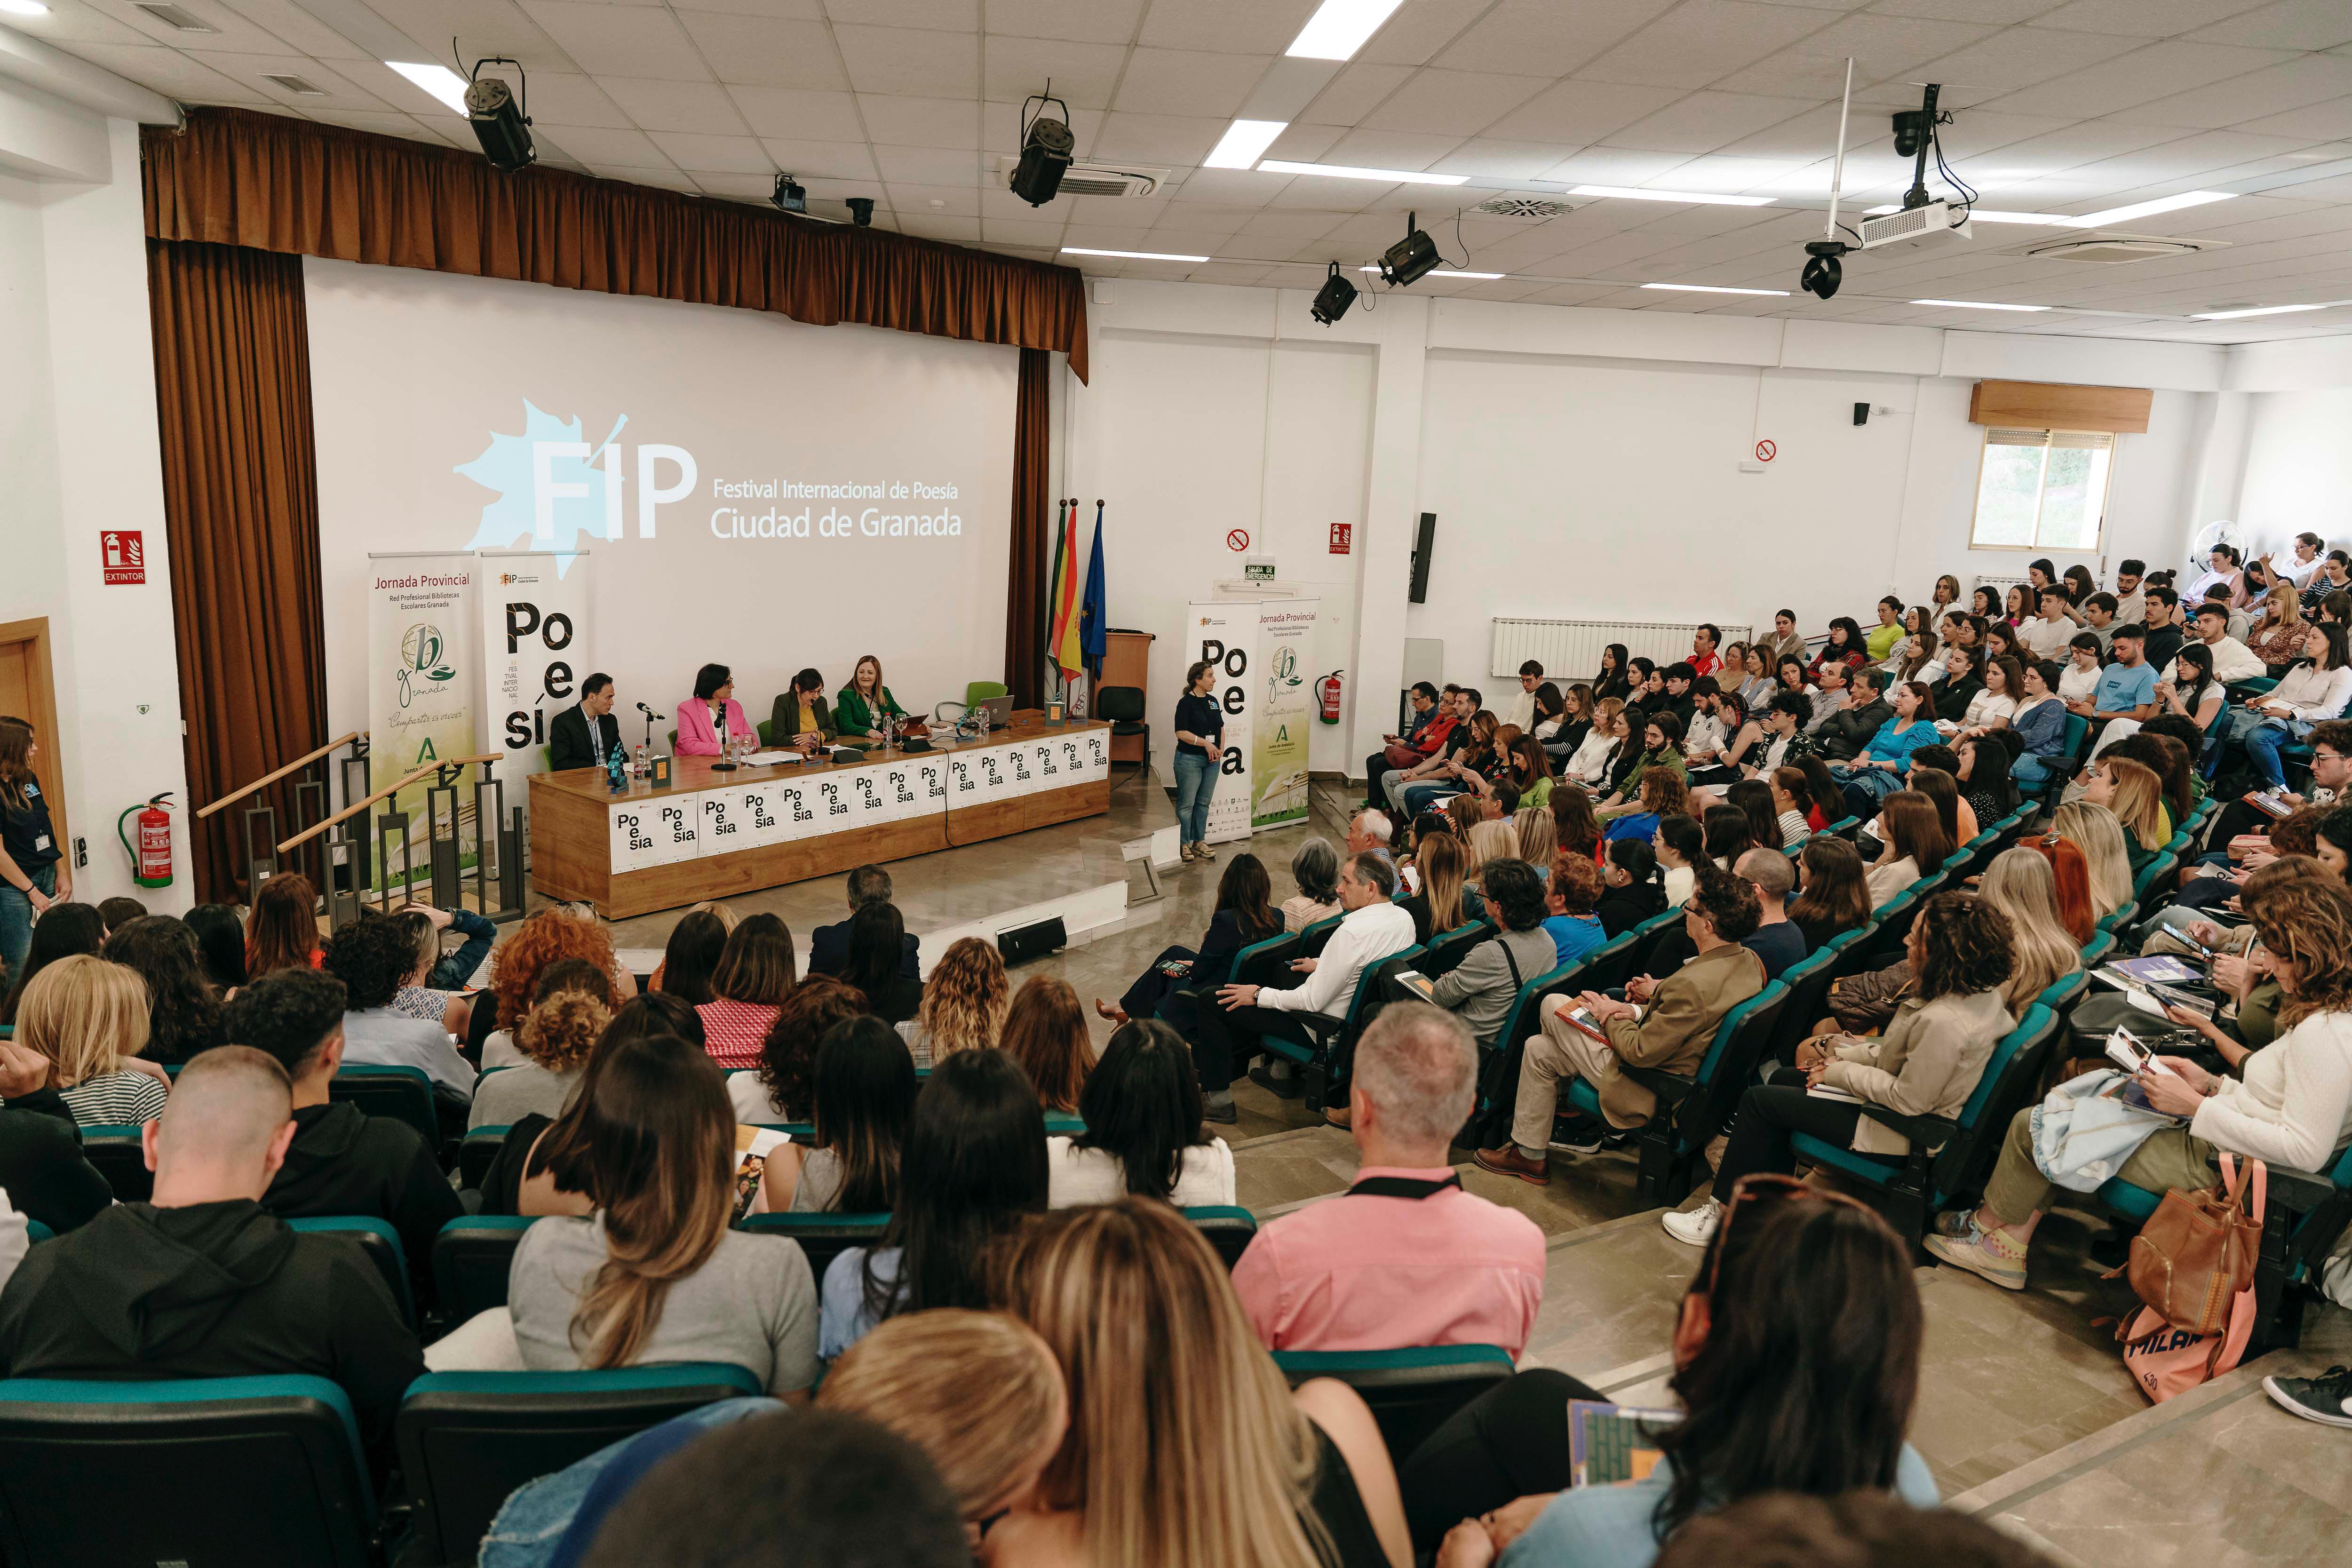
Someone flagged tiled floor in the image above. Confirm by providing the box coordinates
[513,777,2352,1561]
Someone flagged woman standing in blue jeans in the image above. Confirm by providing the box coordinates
[1171,660,1223,865]
[0,720,72,991]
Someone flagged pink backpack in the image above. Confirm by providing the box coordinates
[2114,1154,2265,1403]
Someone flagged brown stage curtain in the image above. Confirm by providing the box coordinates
[146,239,329,904]
[1005,348,1052,707]
[143,108,1089,382]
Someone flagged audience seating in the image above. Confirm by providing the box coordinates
[1791,1004,2061,1243]
[1416,919,1497,979]
[1467,949,1617,1147]
[739,1212,890,1283]
[328,1065,440,1150]
[2079,931,2117,968]
[285,1216,413,1328]
[1621,907,1692,984]
[2032,714,2092,812]
[76,1124,151,1202]
[1283,943,1423,1114]
[394,1364,764,1564]
[1181,1205,1258,1272]
[1822,815,1861,840]
[433,1216,538,1322]
[2093,901,2139,939]
[1270,1345,1514,1464]
[459,1124,508,1192]
[2130,853,2177,907]
[0,1376,375,1567]
[1568,980,1791,1203]
[1759,929,1877,1068]
[1858,873,1947,966]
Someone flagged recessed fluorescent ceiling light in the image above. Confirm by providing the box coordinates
[2190,302,2331,320]
[387,61,470,115]
[1360,266,1504,279]
[0,2,52,16]
[1204,119,1288,171]
[2062,191,2232,228]
[1864,205,2067,224]
[1642,283,1789,295]
[1570,184,1773,207]
[1062,247,1211,263]
[1260,159,1466,186]
[1911,299,2050,311]
[1286,0,1407,61]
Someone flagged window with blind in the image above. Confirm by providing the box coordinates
[1970,428,2116,551]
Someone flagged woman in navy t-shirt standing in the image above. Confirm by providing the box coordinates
[1172,661,1224,865]
[0,720,71,990]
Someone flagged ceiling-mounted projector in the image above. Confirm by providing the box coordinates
[1857,199,1971,253]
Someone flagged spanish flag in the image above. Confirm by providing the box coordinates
[1048,497,1083,680]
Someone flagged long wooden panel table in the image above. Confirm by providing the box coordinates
[529,720,1112,919]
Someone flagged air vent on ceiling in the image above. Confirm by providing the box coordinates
[2006,231,2229,264]
[993,157,1166,199]
[1474,197,1568,219]
[262,74,328,96]
[134,3,218,32]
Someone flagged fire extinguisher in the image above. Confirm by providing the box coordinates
[1316,670,1344,724]
[118,792,175,890]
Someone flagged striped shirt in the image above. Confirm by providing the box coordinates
[697,999,783,1070]
[60,1069,168,1129]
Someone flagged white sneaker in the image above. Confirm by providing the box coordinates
[1662,1198,1722,1248]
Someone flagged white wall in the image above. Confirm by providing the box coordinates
[2233,390,2352,549]
[0,95,190,912]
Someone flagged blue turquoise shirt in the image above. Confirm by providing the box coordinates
[2092,661,2159,717]
[1862,718,1943,774]
[1542,913,1610,968]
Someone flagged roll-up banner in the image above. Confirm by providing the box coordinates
[1253,599,1320,831]
[479,549,595,775]
[365,552,479,888]
[1186,601,1256,844]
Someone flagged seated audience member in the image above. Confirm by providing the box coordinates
[1931,878,2352,1290]
[1765,765,1812,847]
[727,974,868,1126]
[1513,804,1557,873]
[779,1016,916,1214]
[1666,893,2013,1246]
[1403,709,1503,818]
[1955,734,2020,834]
[1366,682,1448,810]
[1756,609,1805,670]
[1201,852,1413,1125]
[2189,602,2265,683]
[471,981,611,1132]
[1748,692,1815,777]
[1049,1019,1234,1207]
[651,909,729,1006]
[2005,659,2072,790]
[1797,757,1848,829]
[1594,839,1667,937]
[14,956,167,1127]
[1865,793,1950,907]
[1811,618,1867,683]
[1734,849,1807,980]
[324,914,476,1096]
[1903,760,1977,847]
[1930,646,1984,724]
[502,1030,818,1397]
[2049,802,2133,922]
[1700,803,1757,870]
[2141,586,2188,671]
[0,900,103,1026]
[808,863,919,980]
[1233,1005,1544,1356]
[898,936,1008,1069]
[1815,667,1892,762]
[2208,719,2352,849]
[243,872,323,980]
[695,913,798,1070]
[1478,868,1765,1181]
[821,1048,1045,1361]
[841,902,923,1026]
[1561,700,1626,787]
[677,663,754,756]
[1382,687,1478,814]
[103,915,225,1065]
[2248,579,2312,669]
[478,994,702,1220]
[818,1310,1069,1543]
[990,1199,1411,1568]
[1654,1489,2062,1568]
[1976,849,2082,1014]
[226,969,462,1305]
[0,1047,424,1456]
[1788,836,1869,952]
[1542,855,1609,968]
[483,911,634,1067]
[578,1407,969,1568]
[2077,623,2161,741]
[1549,785,1603,862]
[1429,860,1557,1051]
[1831,681,1942,819]
[1282,836,1345,930]
[2225,623,2352,792]
[184,902,249,999]
[1404,1183,1933,1565]
[1867,596,1906,662]
[96,895,147,936]
[1104,852,1282,1026]
[1654,816,1702,910]
[386,907,472,1039]
[2080,756,2167,870]
[0,1035,113,1234]
[1349,807,1401,872]
[1402,830,1486,946]
[1000,977,1095,1114]
[1594,714,1686,820]
[1531,682,1577,753]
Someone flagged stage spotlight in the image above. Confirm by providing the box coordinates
[845,197,874,227]
[463,63,534,174]
[1310,262,1358,325]
[1378,213,1440,287]
[1800,240,1847,300]
[1011,91,1075,206]
[771,174,807,215]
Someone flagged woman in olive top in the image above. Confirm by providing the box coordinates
[835,655,912,741]
[771,668,838,753]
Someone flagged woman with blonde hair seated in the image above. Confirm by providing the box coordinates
[1975,849,2083,1015]
[898,936,1007,1068]
[987,1197,1410,1568]
[2080,755,2169,871]
[1466,818,1518,887]
[2049,802,2133,922]
[1513,806,1557,881]
[12,955,167,1128]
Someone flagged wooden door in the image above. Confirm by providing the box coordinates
[0,619,68,860]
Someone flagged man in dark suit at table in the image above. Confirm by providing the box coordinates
[548,672,622,772]
[808,863,920,981]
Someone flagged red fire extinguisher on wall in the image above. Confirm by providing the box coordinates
[118,792,175,890]
[1317,670,1344,724]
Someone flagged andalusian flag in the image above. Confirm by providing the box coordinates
[1048,497,1084,680]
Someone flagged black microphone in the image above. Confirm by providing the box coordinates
[637,702,666,719]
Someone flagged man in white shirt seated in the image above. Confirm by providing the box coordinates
[1505,661,1542,732]
[2111,558,2148,630]
[2190,602,2267,682]
[1196,852,1414,1124]
[2018,586,2078,661]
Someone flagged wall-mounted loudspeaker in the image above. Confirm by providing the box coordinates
[1408,513,1437,605]
[1853,402,1870,426]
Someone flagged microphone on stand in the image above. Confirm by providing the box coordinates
[636,702,667,719]
[711,700,739,771]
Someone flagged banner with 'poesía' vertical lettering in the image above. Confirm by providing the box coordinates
[1186,601,1255,845]
[479,550,596,776]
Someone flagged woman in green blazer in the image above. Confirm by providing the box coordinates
[771,667,837,752]
[835,654,913,740]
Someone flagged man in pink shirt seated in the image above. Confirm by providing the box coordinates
[1231,1003,1547,1359]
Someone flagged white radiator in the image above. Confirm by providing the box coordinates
[1972,573,2031,597]
[1489,619,1756,683]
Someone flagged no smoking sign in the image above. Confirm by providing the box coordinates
[1226,528,1250,552]
[1754,438,1776,463]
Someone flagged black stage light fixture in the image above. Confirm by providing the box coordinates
[1801,239,1847,300]
[845,196,874,226]
[771,173,807,214]
[1011,89,1075,206]
[1310,262,1358,325]
[463,58,533,173]
[1379,211,1441,288]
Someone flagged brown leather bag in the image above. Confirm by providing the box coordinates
[1383,741,1422,770]
[2122,1153,2265,1335]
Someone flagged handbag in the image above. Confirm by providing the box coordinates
[1383,741,1422,770]
[2113,1154,2265,1402]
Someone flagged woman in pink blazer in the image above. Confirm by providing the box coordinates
[675,663,753,756]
